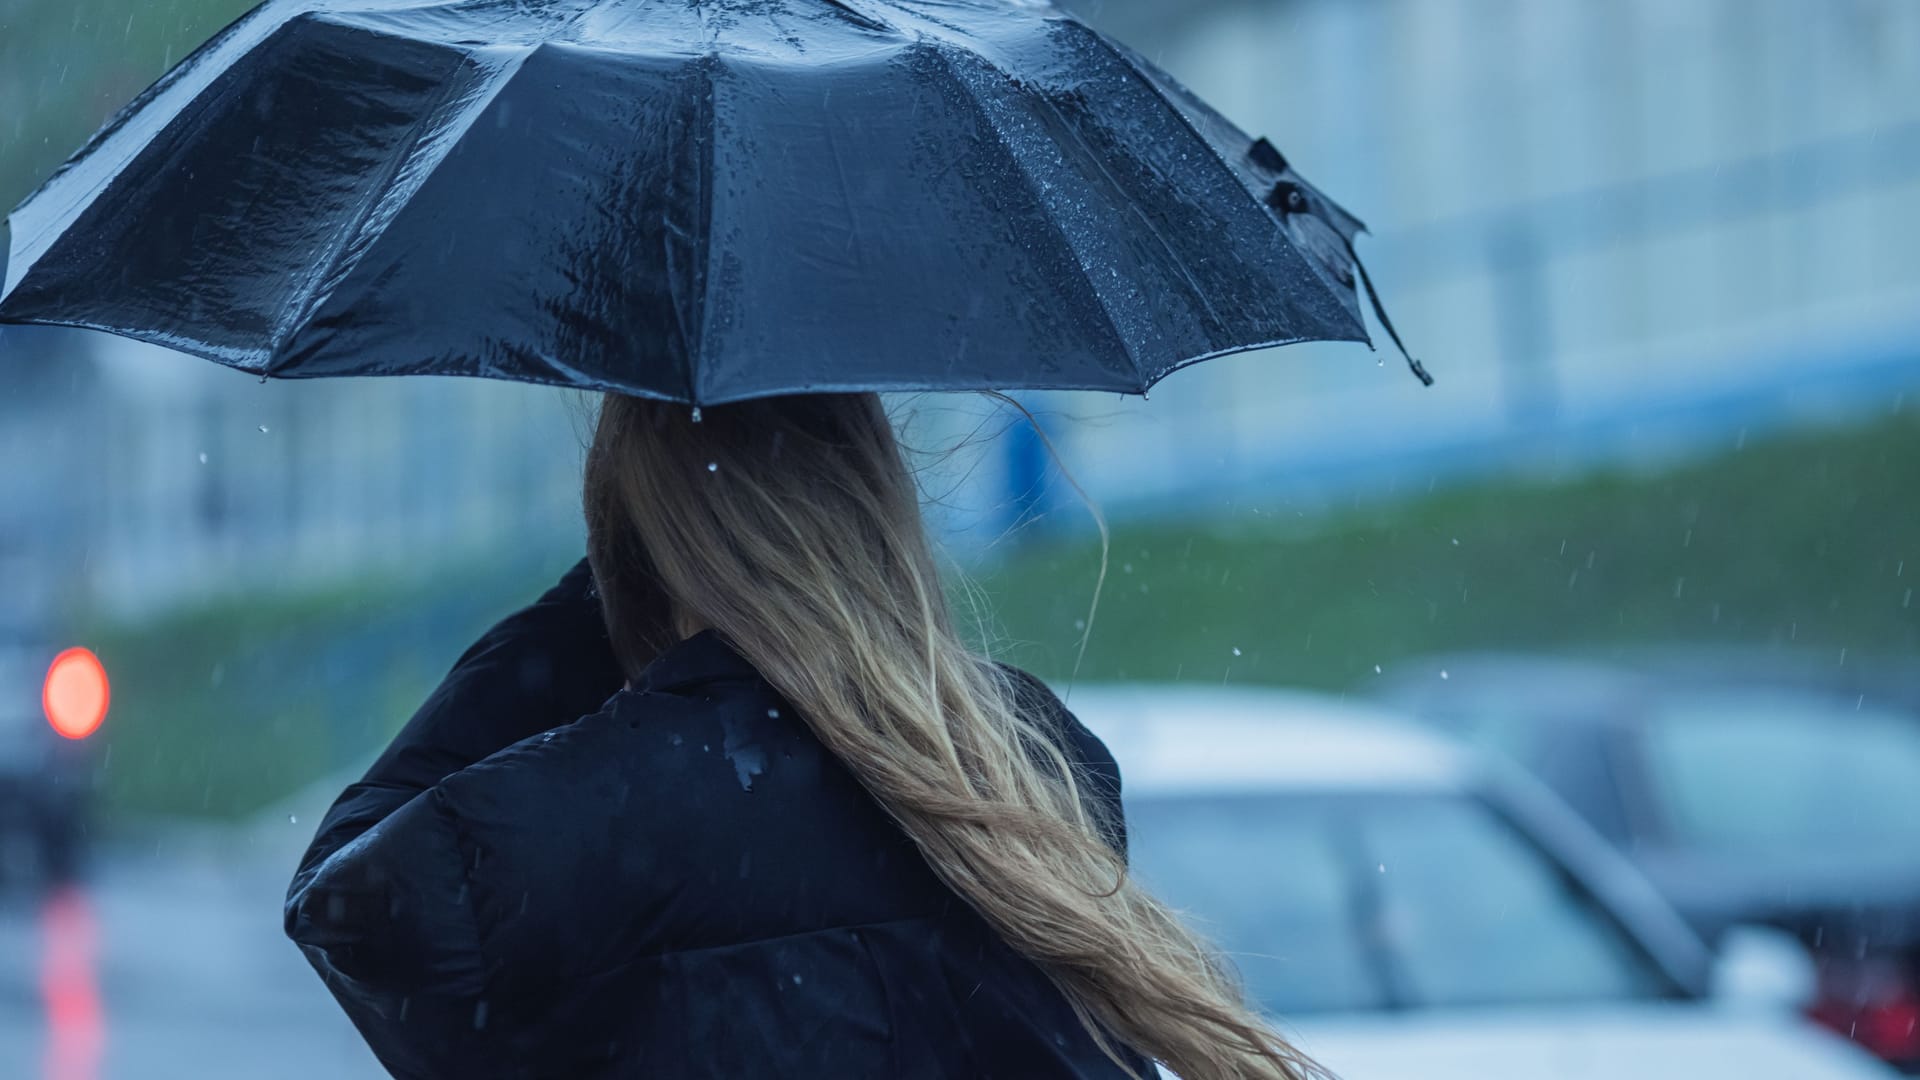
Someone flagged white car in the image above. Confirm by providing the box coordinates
[1062,685,1896,1080]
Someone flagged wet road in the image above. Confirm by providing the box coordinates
[0,834,381,1080]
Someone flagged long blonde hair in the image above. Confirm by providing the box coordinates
[583,392,1322,1080]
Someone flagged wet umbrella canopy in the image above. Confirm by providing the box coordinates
[0,0,1427,403]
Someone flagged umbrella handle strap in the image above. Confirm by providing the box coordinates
[1345,237,1434,387]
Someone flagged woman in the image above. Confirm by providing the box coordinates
[286,393,1317,1079]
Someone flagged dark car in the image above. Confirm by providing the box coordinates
[1378,656,1920,1071]
[0,632,96,885]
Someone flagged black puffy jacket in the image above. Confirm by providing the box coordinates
[286,563,1151,1079]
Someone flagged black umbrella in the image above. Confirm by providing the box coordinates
[0,0,1428,403]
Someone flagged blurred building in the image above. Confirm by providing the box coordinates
[1041,0,1920,516]
[1,329,587,618]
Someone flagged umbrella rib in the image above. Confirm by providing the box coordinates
[269,38,531,369]
[918,44,1147,392]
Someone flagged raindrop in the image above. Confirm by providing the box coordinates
[1439,670,1450,680]
[691,407,703,423]
[1373,664,1383,674]
[707,462,718,473]
[197,451,208,465]
[668,733,683,746]
[792,974,804,986]
[1231,647,1242,657]
[768,708,780,718]
[1450,538,1459,546]
[1073,619,1086,631]
[1377,863,1387,874]
[258,424,270,434]
[1122,563,1133,574]
[288,814,298,825]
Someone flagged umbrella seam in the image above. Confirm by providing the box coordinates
[269,35,527,370]
[682,53,721,408]
[918,42,1146,391]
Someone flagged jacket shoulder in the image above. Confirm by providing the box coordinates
[989,662,1128,857]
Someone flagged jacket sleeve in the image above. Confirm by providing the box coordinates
[283,560,627,1058]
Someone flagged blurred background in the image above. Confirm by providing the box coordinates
[1,0,1917,1078]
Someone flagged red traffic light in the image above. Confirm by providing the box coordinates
[43,648,109,741]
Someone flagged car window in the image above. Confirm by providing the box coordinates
[1646,698,1920,856]
[1125,798,1386,1014]
[1126,791,1673,1014]
[1364,796,1672,1008]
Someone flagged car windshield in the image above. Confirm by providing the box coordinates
[1125,791,1676,1014]
[1645,697,1920,857]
